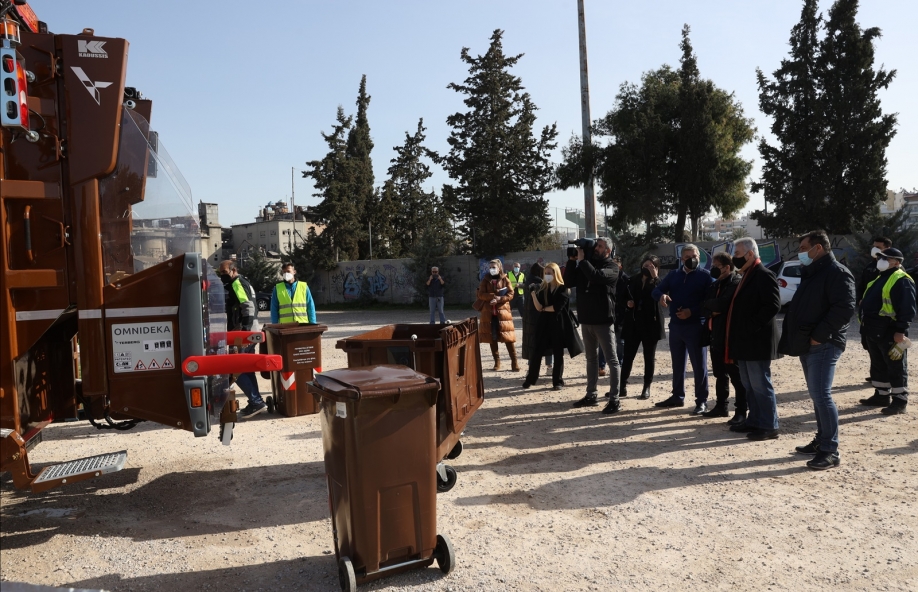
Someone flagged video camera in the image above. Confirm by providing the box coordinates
[567,238,594,259]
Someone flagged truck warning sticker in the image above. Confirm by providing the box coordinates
[112,322,175,374]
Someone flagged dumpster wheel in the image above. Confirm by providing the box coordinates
[266,396,275,414]
[446,440,463,460]
[436,464,457,493]
[338,556,356,592]
[434,533,456,574]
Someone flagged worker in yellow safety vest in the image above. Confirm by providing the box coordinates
[858,248,915,415]
[270,262,317,324]
[507,262,526,319]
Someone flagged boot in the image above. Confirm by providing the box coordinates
[880,397,907,415]
[507,344,521,372]
[702,402,729,418]
[727,409,747,426]
[637,384,651,400]
[492,353,502,371]
[859,392,891,407]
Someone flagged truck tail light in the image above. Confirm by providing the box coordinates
[0,46,29,130]
[190,387,203,408]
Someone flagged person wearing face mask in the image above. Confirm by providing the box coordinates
[521,263,555,376]
[721,238,782,441]
[778,230,855,470]
[651,244,715,413]
[701,252,747,423]
[856,237,893,363]
[522,263,583,389]
[476,259,520,371]
[270,263,317,325]
[507,262,527,319]
[426,266,447,324]
[618,256,665,401]
[218,259,266,418]
[858,248,915,416]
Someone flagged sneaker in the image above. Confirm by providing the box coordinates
[239,402,267,419]
[747,428,780,441]
[572,394,599,408]
[795,438,820,456]
[551,384,563,391]
[881,398,907,415]
[655,396,685,408]
[807,451,840,470]
[859,392,891,407]
[691,403,707,415]
[601,400,621,414]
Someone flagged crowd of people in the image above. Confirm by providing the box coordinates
[473,232,915,471]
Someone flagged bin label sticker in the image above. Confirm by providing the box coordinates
[281,372,296,391]
[335,402,347,419]
[291,344,318,368]
[112,321,175,373]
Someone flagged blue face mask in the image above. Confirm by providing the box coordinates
[798,246,815,266]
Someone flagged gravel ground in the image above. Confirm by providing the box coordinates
[1,309,916,591]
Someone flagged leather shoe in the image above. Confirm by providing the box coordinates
[601,400,621,414]
[572,394,599,408]
[747,429,780,441]
[729,422,757,433]
[726,410,747,425]
[637,385,651,400]
[702,403,729,418]
[691,403,707,415]
[655,396,685,408]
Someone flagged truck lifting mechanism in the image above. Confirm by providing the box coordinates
[0,1,279,493]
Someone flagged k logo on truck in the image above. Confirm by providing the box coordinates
[78,40,108,58]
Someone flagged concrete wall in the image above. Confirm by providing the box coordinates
[306,236,859,306]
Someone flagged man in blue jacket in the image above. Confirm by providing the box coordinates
[651,244,715,414]
[270,263,317,325]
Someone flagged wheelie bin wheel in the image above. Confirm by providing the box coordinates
[446,440,463,460]
[266,396,275,414]
[434,533,456,574]
[436,465,457,493]
[338,556,356,592]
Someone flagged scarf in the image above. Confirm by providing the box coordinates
[724,259,760,363]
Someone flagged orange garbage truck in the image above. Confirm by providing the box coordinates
[0,1,278,493]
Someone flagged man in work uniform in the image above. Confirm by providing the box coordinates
[217,259,266,418]
[270,262,317,325]
[858,248,915,415]
[507,262,526,319]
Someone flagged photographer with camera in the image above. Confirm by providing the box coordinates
[426,266,446,324]
[564,237,622,414]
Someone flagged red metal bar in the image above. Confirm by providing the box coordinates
[182,354,282,377]
[209,331,265,348]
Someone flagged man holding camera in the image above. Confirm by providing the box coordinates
[565,237,622,414]
[427,266,446,324]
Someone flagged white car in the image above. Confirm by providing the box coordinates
[774,260,802,306]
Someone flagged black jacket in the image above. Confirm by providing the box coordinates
[621,273,666,342]
[614,271,630,330]
[725,262,781,361]
[859,267,916,338]
[522,277,551,360]
[779,252,856,357]
[565,255,619,325]
[857,260,880,304]
[533,285,584,358]
[702,271,741,353]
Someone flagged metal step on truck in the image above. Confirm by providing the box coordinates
[1,0,279,493]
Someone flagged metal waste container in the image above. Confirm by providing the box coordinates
[335,319,484,492]
[263,322,328,416]
[308,365,455,591]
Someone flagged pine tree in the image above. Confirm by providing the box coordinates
[439,30,558,257]
[238,249,280,293]
[347,75,375,259]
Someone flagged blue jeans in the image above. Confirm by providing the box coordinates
[738,359,779,430]
[668,322,709,404]
[429,296,446,324]
[800,343,843,453]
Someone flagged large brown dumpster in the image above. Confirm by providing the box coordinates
[308,365,455,591]
[263,323,328,416]
[335,319,484,492]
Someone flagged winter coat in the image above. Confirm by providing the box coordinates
[857,260,880,304]
[651,266,714,325]
[859,267,916,340]
[614,272,630,332]
[522,278,552,360]
[621,273,666,342]
[724,262,781,361]
[532,285,584,358]
[702,271,741,353]
[779,252,856,357]
[564,256,619,325]
[477,274,516,344]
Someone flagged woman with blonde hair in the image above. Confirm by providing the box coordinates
[476,259,520,371]
[522,262,583,389]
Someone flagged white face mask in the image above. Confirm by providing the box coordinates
[876,259,890,272]
[871,247,884,258]
[283,272,295,282]
[543,274,555,284]
[489,268,499,276]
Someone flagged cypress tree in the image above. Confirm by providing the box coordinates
[439,30,558,257]
[347,75,376,259]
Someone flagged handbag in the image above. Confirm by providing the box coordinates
[472,299,485,312]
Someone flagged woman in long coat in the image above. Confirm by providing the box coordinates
[476,259,520,371]
[522,262,583,389]
[619,255,666,400]
[521,263,553,373]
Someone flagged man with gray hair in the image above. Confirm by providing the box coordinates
[651,244,715,413]
[724,237,782,440]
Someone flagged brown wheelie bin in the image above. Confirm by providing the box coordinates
[263,322,328,416]
[308,365,456,591]
[335,319,484,493]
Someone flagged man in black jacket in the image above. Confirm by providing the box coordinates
[857,237,893,365]
[702,252,747,423]
[779,230,856,470]
[565,237,621,414]
[724,238,782,440]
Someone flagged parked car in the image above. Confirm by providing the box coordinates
[256,291,271,312]
[774,260,802,307]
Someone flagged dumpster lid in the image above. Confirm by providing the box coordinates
[311,365,439,401]
[264,322,329,335]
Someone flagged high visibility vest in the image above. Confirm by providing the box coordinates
[231,278,252,303]
[508,271,525,295]
[863,268,914,319]
[275,281,310,323]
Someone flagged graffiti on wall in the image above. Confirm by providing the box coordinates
[331,262,412,300]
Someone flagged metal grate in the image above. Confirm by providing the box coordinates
[33,451,127,484]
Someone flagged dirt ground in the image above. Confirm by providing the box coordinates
[1,309,916,592]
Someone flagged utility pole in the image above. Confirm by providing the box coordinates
[369,222,373,260]
[577,0,597,239]
[290,167,296,248]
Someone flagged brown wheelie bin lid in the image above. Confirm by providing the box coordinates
[311,365,440,402]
